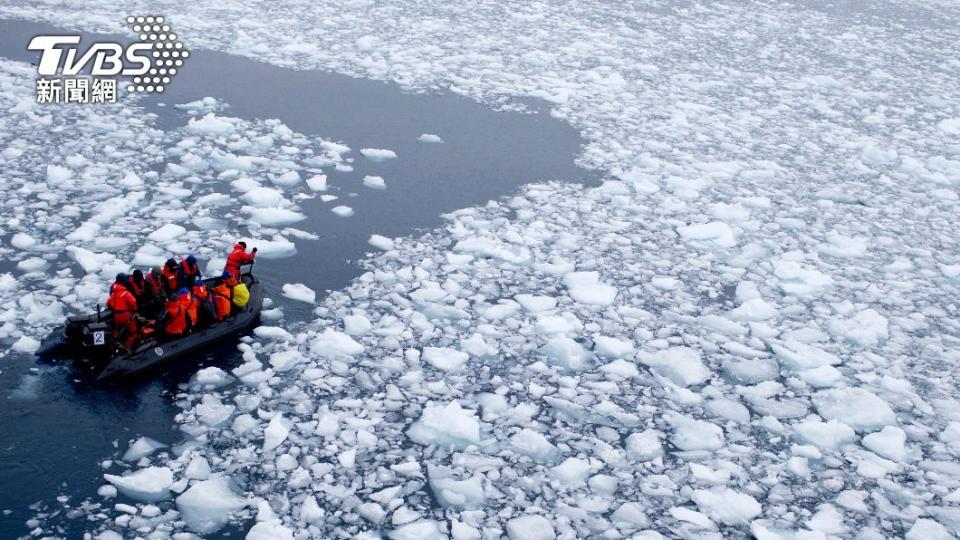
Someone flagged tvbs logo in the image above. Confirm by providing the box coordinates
[29,16,189,104]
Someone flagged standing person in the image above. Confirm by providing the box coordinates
[161,258,180,293]
[210,273,234,321]
[179,254,201,290]
[224,241,257,279]
[106,273,139,350]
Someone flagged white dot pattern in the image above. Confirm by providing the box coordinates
[125,15,188,94]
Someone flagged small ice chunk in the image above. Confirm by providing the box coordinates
[263,414,290,451]
[176,475,247,533]
[310,329,364,358]
[423,346,470,372]
[363,175,387,189]
[906,518,952,540]
[368,234,395,250]
[343,314,372,335]
[407,401,481,449]
[418,133,444,143]
[360,148,397,161]
[281,283,316,303]
[331,205,354,217]
[12,336,40,353]
[122,437,167,462]
[638,347,710,386]
[516,294,557,312]
[103,466,173,502]
[388,520,446,540]
[794,416,857,452]
[246,519,294,540]
[691,488,762,525]
[862,426,908,462]
[677,221,736,248]
[194,366,233,387]
[506,515,555,540]
[509,428,560,463]
[626,429,663,460]
[667,413,724,451]
[542,337,590,372]
[46,164,73,185]
[813,387,896,432]
[147,223,186,242]
[594,336,634,358]
[563,271,617,306]
[306,174,327,191]
[828,308,889,347]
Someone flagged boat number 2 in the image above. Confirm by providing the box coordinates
[154,347,164,357]
[93,331,105,345]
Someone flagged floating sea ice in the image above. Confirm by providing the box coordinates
[407,401,481,450]
[625,429,663,461]
[793,416,857,452]
[245,519,293,540]
[103,466,173,502]
[828,308,889,347]
[637,346,710,386]
[65,246,125,276]
[270,170,301,187]
[906,518,952,540]
[418,133,444,143]
[509,428,560,463]
[331,205,354,217]
[728,298,777,322]
[343,314,372,335]
[147,223,187,242]
[122,437,167,462]
[666,413,725,451]
[310,329,364,358]
[516,294,557,313]
[10,232,37,250]
[176,475,248,534]
[262,414,290,452]
[240,187,285,208]
[691,488,762,526]
[593,336,634,358]
[368,234,395,250]
[17,257,48,272]
[243,206,306,226]
[542,337,590,371]
[563,271,617,306]
[772,258,833,296]
[11,335,40,353]
[360,148,397,161]
[306,174,327,191]
[862,426,908,462]
[813,387,896,432]
[427,465,485,508]
[281,283,316,303]
[185,113,236,136]
[388,520,446,540]
[245,237,296,259]
[363,175,387,189]
[193,366,233,388]
[320,194,338,202]
[423,346,470,372]
[677,221,736,248]
[505,514,555,540]
[46,164,72,185]
[818,231,868,258]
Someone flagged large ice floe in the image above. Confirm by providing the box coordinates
[3,0,960,538]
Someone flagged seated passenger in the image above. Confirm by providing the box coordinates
[224,241,257,279]
[142,266,166,317]
[161,258,180,293]
[106,273,139,350]
[159,293,187,337]
[180,254,200,289]
[210,273,234,321]
[177,287,198,331]
[191,275,215,326]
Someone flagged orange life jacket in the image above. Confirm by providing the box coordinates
[161,266,180,293]
[210,283,233,320]
[180,259,200,288]
[145,272,164,297]
[162,299,187,335]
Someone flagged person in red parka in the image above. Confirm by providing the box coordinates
[224,241,256,279]
[106,273,139,350]
[179,254,200,290]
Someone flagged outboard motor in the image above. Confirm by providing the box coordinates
[63,312,113,353]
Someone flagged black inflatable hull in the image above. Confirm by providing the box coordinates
[37,275,265,382]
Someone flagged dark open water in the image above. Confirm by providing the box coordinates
[0,18,597,538]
